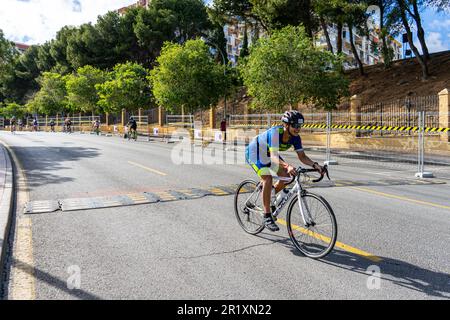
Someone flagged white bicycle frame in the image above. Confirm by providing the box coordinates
[245,172,314,227]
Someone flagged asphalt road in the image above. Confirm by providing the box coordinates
[1,130,449,300]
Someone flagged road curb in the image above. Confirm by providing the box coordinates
[0,143,14,277]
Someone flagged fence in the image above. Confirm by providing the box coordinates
[166,114,194,128]
[227,107,449,178]
[24,116,101,132]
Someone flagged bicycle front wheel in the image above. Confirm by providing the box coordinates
[286,193,337,259]
[234,180,265,235]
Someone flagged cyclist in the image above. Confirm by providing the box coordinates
[10,116,16,133]
[18,118,23,131]
[127,116,137,140]
[245,111,323,232]
[49,119,55,132]
[92,119,100,135]
[33,118,38,132]
[65,117,72,133]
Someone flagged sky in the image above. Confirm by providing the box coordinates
[0,0,448,53]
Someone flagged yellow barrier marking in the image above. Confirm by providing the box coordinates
[178,189,203,198]
[154,191,177,201]
[126,193,149,204]
[209,188,229,195]
[351,187,450,211]
[128,161,167,176]
[277,219,383,263]
[302,123,449,132]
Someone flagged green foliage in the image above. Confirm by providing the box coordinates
[150,40,231,114]
[96,62,151,114]
[26,72,68,115]
[240,26,349,111]
[66,65,106,114]
[0,102,27,119]
[0,30,18,103]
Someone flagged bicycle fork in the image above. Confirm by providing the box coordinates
[297,186,315,227]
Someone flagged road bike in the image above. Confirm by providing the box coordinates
[127,127,137,141]
[234,165,337,259]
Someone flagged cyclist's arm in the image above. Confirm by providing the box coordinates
[297,151,322,171]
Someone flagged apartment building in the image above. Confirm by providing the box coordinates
[224,18,402,68]
[117,0,151,16]
[315,25,402,68]
[223,17,265,66]
[14,42,29,54]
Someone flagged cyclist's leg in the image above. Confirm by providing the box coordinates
[273,156,290,193]
[245,146,273,214]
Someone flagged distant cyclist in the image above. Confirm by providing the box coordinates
[92,119,100,135]
[49,119,55,132]
[127,116,137,140]
[10,116,16,133]
[64,117,72,133]
[18,118,23,131]
[245,111,323,232]
[32,118,38,132]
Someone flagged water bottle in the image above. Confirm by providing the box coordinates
[275,188,289,205]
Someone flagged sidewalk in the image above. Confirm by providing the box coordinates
[0,143,14,275]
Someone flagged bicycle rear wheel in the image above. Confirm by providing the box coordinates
[286,193,337,259]
[234,180,265,235]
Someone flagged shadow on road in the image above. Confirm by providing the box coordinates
[10,146,100,189]
[7,258,102,300]
[321,249,450,299]
[256,232,450,299]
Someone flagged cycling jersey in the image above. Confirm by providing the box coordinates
[128,120,137,129]
[246,126,303,176]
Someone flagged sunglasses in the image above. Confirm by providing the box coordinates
[290,123,303,129]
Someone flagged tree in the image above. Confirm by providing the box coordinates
[240,26,349,112]
[96,62,152,114]
[50,26,77,74]
[0,102,27,119]
[66,65,106,115]
[26,72,68,115]
[0,29,18,103]
[239,23,250,61]
[150,40,231,114]
[36,42,56,72]
[343,1,368,76]
[391,0,429,79]
[151,0,210,43]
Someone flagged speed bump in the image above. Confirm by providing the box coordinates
[23,178,446,214]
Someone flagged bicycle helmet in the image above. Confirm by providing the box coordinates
[281,110,304,126]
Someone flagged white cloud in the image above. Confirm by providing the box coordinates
[426,32,447,53]
[429,19,450,30]
[0,0,137,45]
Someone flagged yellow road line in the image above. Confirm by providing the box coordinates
[11,217,36,300]
[127,161,167,176]
[277,219,382,263]
[1,140,36,300]
[351,187,450,211]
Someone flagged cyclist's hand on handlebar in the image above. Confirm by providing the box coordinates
[313,162,324,174]
[287,165,297,177]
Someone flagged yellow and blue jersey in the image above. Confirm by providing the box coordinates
[245,126,303,176]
